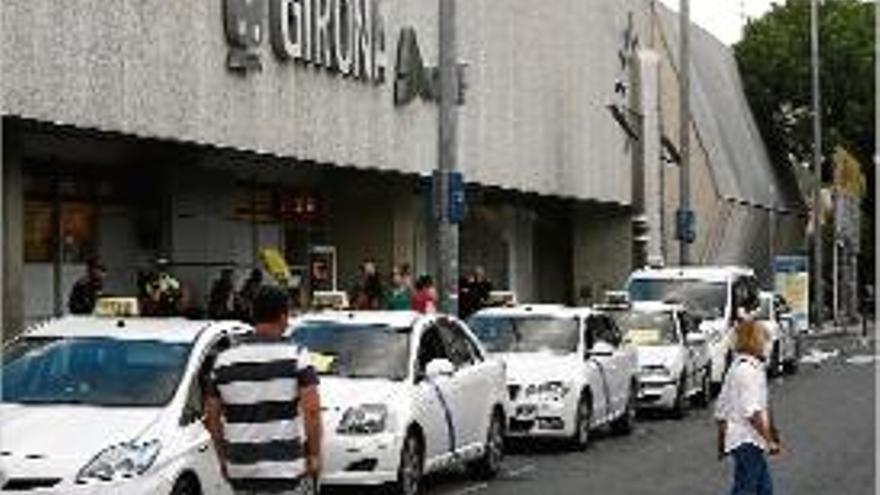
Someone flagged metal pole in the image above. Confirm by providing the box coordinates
[1,120,4,341]
[437,0,459,315]
[810,0,825,325]
[678,0,691,265]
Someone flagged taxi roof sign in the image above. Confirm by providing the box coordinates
[94,297,140,318]
[487,291,517,307]
[312,291,349,310]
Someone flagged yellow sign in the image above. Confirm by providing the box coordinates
[309,353,337,374]
[626,328,662,346]
[94,297,140,318]
[260,248,292,284]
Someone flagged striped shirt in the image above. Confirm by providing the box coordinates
[207,334,319,493]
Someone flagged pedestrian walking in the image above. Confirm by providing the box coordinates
[411,275,438,314]
[350,260,384,310]
[68,256,107,315]
[235,269,264,321]
[208,268,236,319]
[459,267,494,319]
[203,287,323,495]
[716,320,781,495]
[386,265,413,310]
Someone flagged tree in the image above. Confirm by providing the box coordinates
[735,0,876,288]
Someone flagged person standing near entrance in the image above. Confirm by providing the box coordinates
[411,275,438,314]
[204,287,323,495]
[208,268,236,319]
[350,260,384,310]
[716,320,781,495]
[235,268,264,321]
[68,256,106,315]
[386,265,413,310]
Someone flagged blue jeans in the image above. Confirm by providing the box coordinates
[730,443,773,495]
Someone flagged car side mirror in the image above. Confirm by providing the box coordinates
[589,341,615,358]
[425,358,455,379]
[686,333,707,347]
[180,404,203,426]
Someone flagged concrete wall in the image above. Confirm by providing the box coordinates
[2,0,639,205]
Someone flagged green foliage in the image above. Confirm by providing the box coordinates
[735,0,875,282]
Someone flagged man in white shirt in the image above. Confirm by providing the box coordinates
[715,320,780,495]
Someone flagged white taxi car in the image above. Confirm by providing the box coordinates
[616,302,712,416]
[288,311,508,495]
[627,266,760,393]
[0,308,247,494]
[757,291,799,376]
[467,305,638,450]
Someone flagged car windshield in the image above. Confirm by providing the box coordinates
[618,311,679,346]
[2,337,191,407]
[292,322,410,381]
[468,316,580,354]
[629,278,728,319]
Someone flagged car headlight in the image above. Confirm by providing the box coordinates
[337,404,388,435]
[76,439,161,483]
[640,365,673,378]
[525,381,571,401]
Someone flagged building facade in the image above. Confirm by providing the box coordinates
[1,0,803,335]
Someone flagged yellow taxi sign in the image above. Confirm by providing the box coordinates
[94,297,141,318]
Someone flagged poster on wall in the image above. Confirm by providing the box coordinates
[309,246,337,293]
[773,255,810,333]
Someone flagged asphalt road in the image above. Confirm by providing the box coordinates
[416,331,877,495]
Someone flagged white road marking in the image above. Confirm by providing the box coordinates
[505,463,536,478]
[800,348,840,365]
[450,482,490,495]
[845,355,878,365]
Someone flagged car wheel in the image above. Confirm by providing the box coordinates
[611,382,636,435]
[692,367,711,409]
[393,432,424,495]
[569,393,592,451]
[468,410,504,479]
[170,475,201,495]
[784,337,800,375]
[768,344,782,378]
[671,377,688,419]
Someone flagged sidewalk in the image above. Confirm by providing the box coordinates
[806,319,876,340]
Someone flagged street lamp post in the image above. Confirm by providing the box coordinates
[436,0,460,315]
[677,0,692,265]
[810,0,825,325]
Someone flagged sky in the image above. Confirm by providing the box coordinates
[658,0,777,45]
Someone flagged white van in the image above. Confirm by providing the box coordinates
[626,266,760,393]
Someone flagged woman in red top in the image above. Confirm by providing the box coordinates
[411,275,438,314]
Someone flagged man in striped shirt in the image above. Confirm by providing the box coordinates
[204,286,322,494]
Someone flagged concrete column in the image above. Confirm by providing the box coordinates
[504,205,534,303]
[392,193,419,270]
[3,121,25,338]
[572,206,632,306]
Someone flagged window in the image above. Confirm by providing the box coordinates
[440,321,476,368]
[24,173,101,264]
[589,316,621,347]
[416,326,449,377]
[183,337,231,424]
[679,312,698,337]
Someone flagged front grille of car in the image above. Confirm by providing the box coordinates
[2,478,62,491]
[508,384,521,401]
